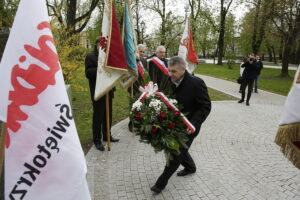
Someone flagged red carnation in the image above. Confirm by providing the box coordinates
[169,123,176,129]
[175,111,180,116]
[135,113,142,119]
[151,125,158,133]
[159,112,166,118]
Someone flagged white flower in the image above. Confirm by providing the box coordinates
[169,98,177,105]
[132,101,142,111]
[149,99,162,113]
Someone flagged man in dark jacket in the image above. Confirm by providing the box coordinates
[85,38,119,151]
[238,55,259,106]
[148,46,169,91]
[151,56,211,193]
[254,55,263,93]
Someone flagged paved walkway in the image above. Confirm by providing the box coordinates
[201,59,299,70]
[86,75,300,200]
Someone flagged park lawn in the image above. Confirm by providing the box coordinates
[71,68,238,153]
[71,73,130,153]
[194,63,296,96]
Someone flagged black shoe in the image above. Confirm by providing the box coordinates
[238,99,244,103]
[246,101,250,106]
[128,122,133,132]
[151,185,163,194]
[177,169,195,176]
[95,143,105,151]
[103,136,119,142]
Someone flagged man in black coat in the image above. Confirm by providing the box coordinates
[238,55,259,106]
[151,56,211,193]
[85,38,119,151]
[254,55,263,93]
[148,45,169,91]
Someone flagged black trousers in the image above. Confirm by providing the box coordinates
[92,95,113,145]
[155,133,197,189]
[240,79,254,102]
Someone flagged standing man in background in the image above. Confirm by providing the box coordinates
[85,38,119,151]
[148,45,169,90]
[254,55,263,93]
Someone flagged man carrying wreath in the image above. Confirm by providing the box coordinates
[151,56,211,193]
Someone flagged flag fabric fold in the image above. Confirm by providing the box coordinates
[94,0,128,100]
[120,0,138,88]
[178,17,198,73]
[0,0,91,199]
[275,66,300,169]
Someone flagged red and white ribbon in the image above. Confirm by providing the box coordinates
[135,81,196,133]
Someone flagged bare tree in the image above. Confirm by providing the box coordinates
[272,0,300,77]
[142,0,169,45]
[248,0,275,54]
[216,0,234,65]
[46,0,100,36]
[188,0,201,35]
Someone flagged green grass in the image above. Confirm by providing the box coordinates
[71,74,130,153]
[208,88,237,101]
[195,63,296,96]
[263,62,280,66]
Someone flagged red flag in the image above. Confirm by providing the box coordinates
[107,4,127,70]
[94,0,128,100]
[187,28,198,64]
[178,17,198,73]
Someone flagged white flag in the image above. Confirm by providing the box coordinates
[275,66,300,169]
[279,66,300,125]
[178,17,198,73]
[0,0,91,199]
[94,0,128,100]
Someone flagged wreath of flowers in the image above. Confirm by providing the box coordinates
[130,82,191,164]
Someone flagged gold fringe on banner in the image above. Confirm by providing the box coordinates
[275,123,300,169]
[296,71,300,83]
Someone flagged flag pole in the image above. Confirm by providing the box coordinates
[131,83,134,98]
[105,93,111,151]
[0,121,6,177]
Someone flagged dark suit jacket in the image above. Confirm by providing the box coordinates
[241,61,259,80]
[148,57,169,89]
[85,50,114,100]
[171,72,211,134]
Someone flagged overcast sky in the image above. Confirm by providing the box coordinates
[141,0,249,35]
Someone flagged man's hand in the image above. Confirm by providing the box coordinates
[187,128,193,134]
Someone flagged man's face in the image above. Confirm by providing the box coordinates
[256,56,260,60]
[138,48,145,58]
[168,65,185,83]
[156,49,166,59]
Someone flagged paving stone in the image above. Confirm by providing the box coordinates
[86,75,300,200]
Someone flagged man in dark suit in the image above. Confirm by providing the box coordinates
[85,38,119,151]
[148,46,169,90]
[151,56,211,193]
[254,55,263,93]
[238,55,259,106]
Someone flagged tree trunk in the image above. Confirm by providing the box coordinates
[267,46,273,62]
[217,10,226,65]
[281,38,292,77]
[295,41,300,64]
[271,46,277,64]
[279,37,283,60]
[202,48,206,58]
[66,0,77,34]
